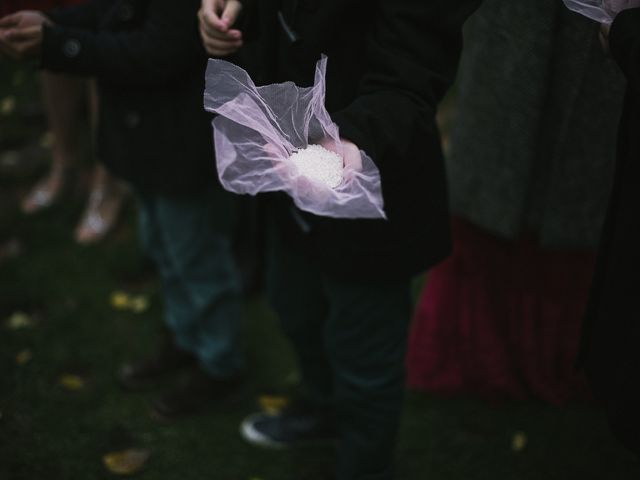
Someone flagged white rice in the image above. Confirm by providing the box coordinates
[288,144,344,189]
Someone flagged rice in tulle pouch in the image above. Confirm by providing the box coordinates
[203,56,386,219]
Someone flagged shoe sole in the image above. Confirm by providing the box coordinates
[240,414,337,450]
[240,414,289,449]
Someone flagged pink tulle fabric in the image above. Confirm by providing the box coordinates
[407,217,595,405]
[562,0,640,23]
[204,56,386,219]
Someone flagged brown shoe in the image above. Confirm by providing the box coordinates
[117,340,197,391]
[152,369,243,420]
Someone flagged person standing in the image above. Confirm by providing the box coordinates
[1,0,129,245]
[199,1,481,478]
[582,6,640,455]
[0,0,244,418]
[406,0,626,406]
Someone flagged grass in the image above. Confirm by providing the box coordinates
[1,61,640,480]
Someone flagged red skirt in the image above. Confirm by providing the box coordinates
[1,0,85,16]
[406,217,595,405]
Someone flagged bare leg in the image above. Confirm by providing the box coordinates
[21,72,86,214]
[74,80,129,245]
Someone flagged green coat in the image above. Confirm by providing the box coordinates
[448,0,626,248]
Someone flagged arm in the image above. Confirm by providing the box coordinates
[330,0,482,170]
[609,7,640,84]
[41,0,205,85]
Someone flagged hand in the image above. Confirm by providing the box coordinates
[320,138,363,172]
[0,10,51,60]
[198,0,243,57]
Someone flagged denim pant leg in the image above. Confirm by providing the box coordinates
[137,194,202,350]
[148,190,243,378]
[324,277,412,480]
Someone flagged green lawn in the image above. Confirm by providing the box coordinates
[1,61,639,480]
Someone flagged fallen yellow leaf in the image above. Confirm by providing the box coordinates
[16,349,33,365]
[103,448,151,475]
[59,374,86,391]
[258,395,290,415]
[110,291,131,310]
[511,431,528,452]
[6,312,35,330]
[129,296,149,314]
[1,96,16,116]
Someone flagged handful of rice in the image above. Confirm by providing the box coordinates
[288,144,344,189]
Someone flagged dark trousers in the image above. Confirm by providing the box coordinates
[266,222,412,480]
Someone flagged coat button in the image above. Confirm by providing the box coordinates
[119,3,135,21]
[62,39,81,58]
[124,112,141,128]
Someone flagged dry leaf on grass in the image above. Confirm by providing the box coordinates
[110,291,131,310]
[1,96,16,116]
[16,349,33,365]
[59,374,86,391]
[103,448,151,475]
[5,312,35,330]
[110,292,150,314]
[129,296,149,314]
[511,431,528,452]
[258,395,290,415]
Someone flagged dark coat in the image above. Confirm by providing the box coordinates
[242,0,482,280]
[41,0,216,195]
[581,7,640,455]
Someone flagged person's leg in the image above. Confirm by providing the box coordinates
[265,224,333,404]
[240,220,336,447]
[75,81,129,244]
[324,276,412,480]
[22,72,85,213]
[153,188,243,378]
[117,193,198,391]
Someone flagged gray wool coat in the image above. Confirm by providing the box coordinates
[448,0,626,248]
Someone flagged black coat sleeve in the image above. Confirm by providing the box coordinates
[609,7,640,84]
[46,0,110,29]
[41,0,205,86]
[330,0,482,168]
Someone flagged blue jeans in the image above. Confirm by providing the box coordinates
[137,189,242,378]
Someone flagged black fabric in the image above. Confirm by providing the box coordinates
[581,7,640,455]
[241,0,482,280]
[41,0,217,195]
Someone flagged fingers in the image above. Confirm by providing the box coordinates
[198,0,243,55]
[199,23,242,57]
[0,12,20,29]
[221,0,242,26]
[199,0,229,33]
[3,25,40,42]
[199,15,242,41]
[0,25,42,59]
